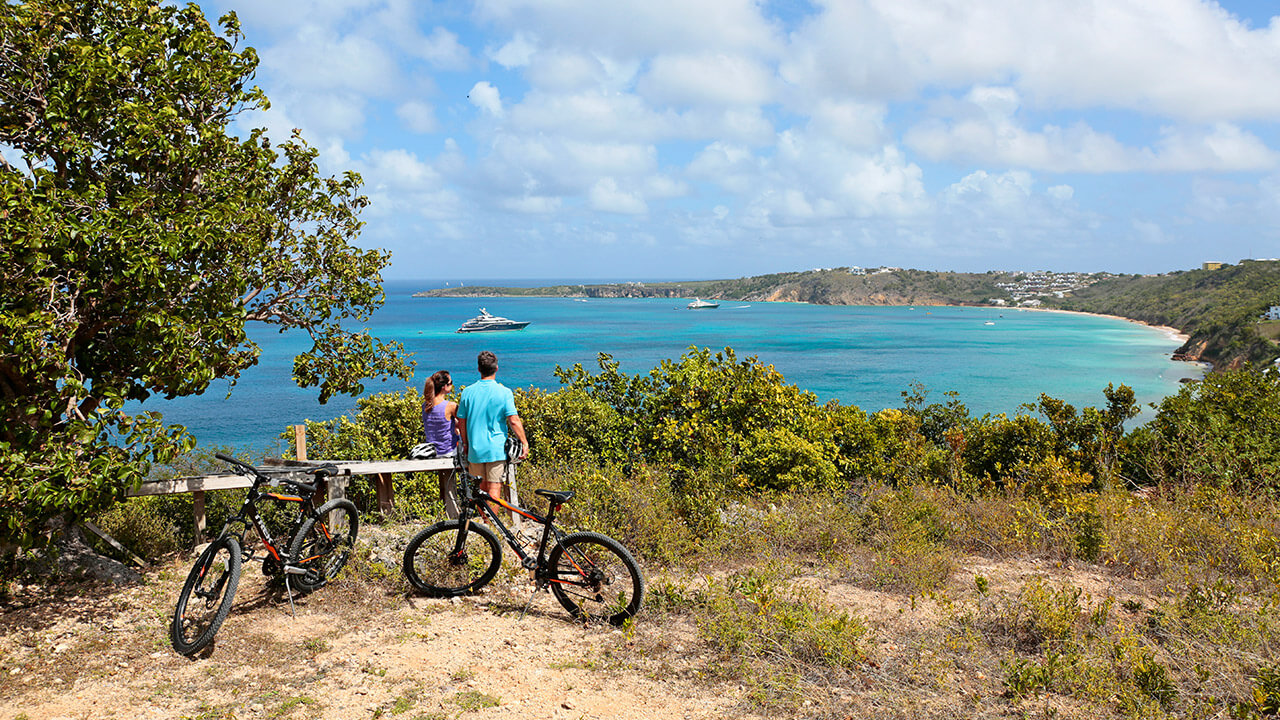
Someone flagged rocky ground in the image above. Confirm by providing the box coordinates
[0,525,755,720]
[0,523,1165,720]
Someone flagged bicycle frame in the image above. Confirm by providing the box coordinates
[451,470,605,598]
[464,486,560,568]
[216,472,322,571]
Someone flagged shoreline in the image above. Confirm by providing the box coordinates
[421,291,1193,346]
[1019,306,1188,343]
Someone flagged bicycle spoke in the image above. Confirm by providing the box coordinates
[548,533,644,626]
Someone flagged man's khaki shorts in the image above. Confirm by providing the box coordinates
[471,461,506,488]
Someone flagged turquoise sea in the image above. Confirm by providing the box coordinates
[132,279,1204,453]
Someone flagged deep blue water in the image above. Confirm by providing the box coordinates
[130,280,1203,453]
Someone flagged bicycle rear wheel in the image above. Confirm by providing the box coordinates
[548,532,644,626]
[402,520,502,596]
[171,536,241,655]
[288,498,359,592]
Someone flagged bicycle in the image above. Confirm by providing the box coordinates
[170,453,359,655]
[401,459,644,626]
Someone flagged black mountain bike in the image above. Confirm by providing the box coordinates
[170,453,359,655]
[401,460,644,626]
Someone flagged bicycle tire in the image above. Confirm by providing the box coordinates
[402,520,502,596]
[288,498,359,592]
[171,536,242,655]
[548,532,645,626]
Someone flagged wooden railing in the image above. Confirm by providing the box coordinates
[119,426,520,546]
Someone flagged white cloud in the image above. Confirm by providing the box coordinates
[491,32,537,68]
[1151,123,1280,171]
[525,50,610,91]
[263,24,398,95]
[396,101,438,133]
[500,195,562,214]
[507,90,665,141]
[637,53,776,107]
[589,178,648,214]
[688,142,760,194]
[412,26,472,70]
[906,86,1280,172]
[780,0,1280,122]
[473,0,782,59]
[806,99,889,149]
[468,81,505,117]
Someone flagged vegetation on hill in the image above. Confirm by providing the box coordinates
[77,349,1280,718]
[417,267,1013,306]
[1046,260,1280,369]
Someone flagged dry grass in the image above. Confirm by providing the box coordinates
[6,484,1280,718]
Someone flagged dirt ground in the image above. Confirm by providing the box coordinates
[0,544,757,720]
[0,537,1163,720]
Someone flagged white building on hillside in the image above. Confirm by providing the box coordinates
[1263,306,1280,320]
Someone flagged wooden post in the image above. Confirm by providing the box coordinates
[193,490,207,547]
[375,473,393,515]
[294,424,307,461]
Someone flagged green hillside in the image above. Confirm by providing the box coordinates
[417,267,1012,305]
[1048,260,1280,369]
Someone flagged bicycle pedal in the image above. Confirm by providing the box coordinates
[521,557,537,570]
[283,564,309,575]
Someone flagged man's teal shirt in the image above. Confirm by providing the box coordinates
[457,378,517,463]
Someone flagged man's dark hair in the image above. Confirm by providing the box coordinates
[477,350,498,376]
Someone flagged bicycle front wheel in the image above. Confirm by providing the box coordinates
[288,498,359,592]
[171,536,242,655]
[402,520,502,596]
[548,532,645,626]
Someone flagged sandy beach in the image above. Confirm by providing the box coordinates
[1020,306,1189,343]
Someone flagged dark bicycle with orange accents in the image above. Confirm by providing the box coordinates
[170,453,359,655]
[401,460,644,626]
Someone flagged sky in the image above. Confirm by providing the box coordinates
[201,0,1280,280]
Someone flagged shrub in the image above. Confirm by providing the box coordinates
[693,565,869,704]
[1125,368,1280,490]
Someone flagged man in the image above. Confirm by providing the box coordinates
[456,350,528,516]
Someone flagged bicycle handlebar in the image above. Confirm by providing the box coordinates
[215,453,339,494]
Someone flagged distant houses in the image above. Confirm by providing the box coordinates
[994,271,1096,305]
[1263,306,1280,321]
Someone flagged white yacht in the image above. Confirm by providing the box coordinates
[687,298,720,309]
[456,308,530,333]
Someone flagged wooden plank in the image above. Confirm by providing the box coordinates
[82,521,149,568]
[330,458,457,475]
[127,458,462,497]
[128,473,253,496]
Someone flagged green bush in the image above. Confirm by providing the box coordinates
[92,446,261,558]
[553,347,857,494]
[1124,368,1280,491]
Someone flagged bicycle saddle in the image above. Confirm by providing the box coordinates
[534,489,575,504]
[310,464,339,479]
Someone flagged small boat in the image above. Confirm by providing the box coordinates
[456,308,530,333]
[687,298,719,309]
[984,321,996,326]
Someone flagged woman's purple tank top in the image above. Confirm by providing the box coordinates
[422,401,458,454]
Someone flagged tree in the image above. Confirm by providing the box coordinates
[0,0,413,548]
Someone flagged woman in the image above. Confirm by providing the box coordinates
[421,370,461,518]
